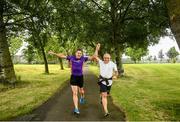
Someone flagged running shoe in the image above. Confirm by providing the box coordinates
[80,97,85,104]
[104,112,110,117]
[74,108,80,115]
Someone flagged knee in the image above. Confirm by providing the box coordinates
[73,91,78,96]
[79,88,84,93]
[101,93,107,98]
[80,89,84,94]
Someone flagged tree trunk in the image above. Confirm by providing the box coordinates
[0,49,3,81]
[41,46,49,74]
[36,34,49,74]
[165,0,180,49]
[114,46,123,76]
[58,58,64,70]
[0,3,16,82]
[110,1,124,76]
[65,49,71,68]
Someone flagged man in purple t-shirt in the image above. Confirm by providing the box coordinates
[48,45,99,115]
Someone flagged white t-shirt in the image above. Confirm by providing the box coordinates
[98,59,118,86]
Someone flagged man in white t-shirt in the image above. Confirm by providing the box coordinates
[94,44,119,117]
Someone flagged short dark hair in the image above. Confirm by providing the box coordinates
[76,48,83,52]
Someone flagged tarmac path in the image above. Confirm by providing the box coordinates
[14,67,126,121]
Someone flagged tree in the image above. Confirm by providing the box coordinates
[45,36,65,70]
[125,47,148,63]
[21,0,55,73]
[76,0,169,74]
[23,44,35,64]
[153,55,157,61]
[0,0,35,82]
[0,51,3,81]
[147,55,153,62]
[158,49,164,61]
[0,0,20,82]
[50,0,90,68]
[166,46,179,63]
[165,0,180,49]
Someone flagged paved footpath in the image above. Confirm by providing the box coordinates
[14,67,126,121]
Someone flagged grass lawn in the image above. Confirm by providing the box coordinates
[0,64,70,120]
[90,64,180,121]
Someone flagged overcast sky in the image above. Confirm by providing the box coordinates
[148,36,180,58]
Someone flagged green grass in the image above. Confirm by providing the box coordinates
[0,64,70,120]
[90,64,180,121]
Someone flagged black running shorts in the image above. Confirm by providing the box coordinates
[99,83,111,94]
[70,75,84,88]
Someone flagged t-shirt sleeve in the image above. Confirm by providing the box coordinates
[84,56,89,62]
[98,59,103,65]
[66,55,72,61]
[113,62,118,71]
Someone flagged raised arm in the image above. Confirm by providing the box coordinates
[87,43,101,61]
[48,51,67,59]
[93,43,101,61]
[94,43,100,56]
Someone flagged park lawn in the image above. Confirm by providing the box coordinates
[90,64,180,121]
[0,64,70,120]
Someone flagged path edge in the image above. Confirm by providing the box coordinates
[11,79,70,121]
[110,96,128,121]
[89,70,127,121]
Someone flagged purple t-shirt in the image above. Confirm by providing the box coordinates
[67,55,88,76]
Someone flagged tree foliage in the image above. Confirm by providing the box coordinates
[166,47,179,63]
[158,49,164,61]
[73,0,169,72]
[0,0,176,82]
[125,47,148,63]
[23,44,35,64]
[9,36,23,57]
